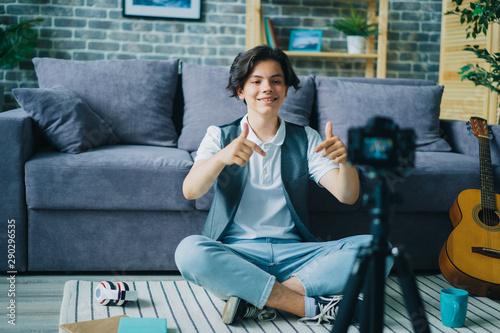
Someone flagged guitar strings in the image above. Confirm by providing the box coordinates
[481,138,494,248]
[479,133,495,250]
[480,136,488,248]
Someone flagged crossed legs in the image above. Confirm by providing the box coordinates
[174,234,383,319]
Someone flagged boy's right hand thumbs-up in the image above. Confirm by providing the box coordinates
[220,123,266,167]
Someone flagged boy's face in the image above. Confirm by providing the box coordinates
[237,59,289,120]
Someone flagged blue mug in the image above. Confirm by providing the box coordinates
[440,288,468,328]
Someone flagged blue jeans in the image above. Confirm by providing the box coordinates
[175,234,392,309]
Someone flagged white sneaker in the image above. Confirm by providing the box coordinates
[298,294,364,326]
[298,295,343,326]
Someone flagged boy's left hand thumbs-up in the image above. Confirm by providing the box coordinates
[315,121,348,165]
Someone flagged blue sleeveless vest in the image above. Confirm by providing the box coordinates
[201,118,318,242]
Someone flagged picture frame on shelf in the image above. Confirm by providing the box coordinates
[288,30,323,52]
[123,0,201,20]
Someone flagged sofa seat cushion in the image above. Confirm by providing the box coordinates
[360,152,500,212]
[25,145,194,211]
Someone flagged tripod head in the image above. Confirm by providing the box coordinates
[347,116,416,176]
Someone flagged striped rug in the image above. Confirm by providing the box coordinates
[59,275,500,332]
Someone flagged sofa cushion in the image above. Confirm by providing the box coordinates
[25,145,194,211]
[280,75,316,127]
[178,63,315,152]
[328,77,437,86]
[33,58,179,147]
[315,78,452,152]
[360,151,500,212]
[13,85,119,154]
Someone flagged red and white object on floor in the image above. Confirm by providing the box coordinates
[94,281,138,306]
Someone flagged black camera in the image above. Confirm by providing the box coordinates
[347,117,416,170]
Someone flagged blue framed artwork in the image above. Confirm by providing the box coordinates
[123,0,201,20]
[288,30,323,52]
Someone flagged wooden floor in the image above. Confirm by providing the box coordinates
[0,272,184,333]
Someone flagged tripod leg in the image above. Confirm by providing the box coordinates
[331,246,372,333]
[393,247,430,333]
[364,245,388,333]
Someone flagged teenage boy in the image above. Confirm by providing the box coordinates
[175,45,391,326]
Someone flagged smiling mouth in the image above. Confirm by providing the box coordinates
[259,98,278,102]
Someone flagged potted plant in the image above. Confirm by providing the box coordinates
[328,4,378,54]
[447,0,500,109]
[0,18,43,111]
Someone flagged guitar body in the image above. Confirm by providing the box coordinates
[439,189,500,299]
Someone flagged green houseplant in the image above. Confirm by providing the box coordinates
[328,4,378,54]
[0,18,43,69]
[0,18,43,111]
[447,0,500,107]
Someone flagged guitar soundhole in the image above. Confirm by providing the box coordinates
[478,208,500,227]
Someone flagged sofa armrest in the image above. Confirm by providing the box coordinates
[440,118,500,165]
[0,108,40,272]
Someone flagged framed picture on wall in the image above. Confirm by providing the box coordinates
[288,30,323,52]
[123,0,201,20]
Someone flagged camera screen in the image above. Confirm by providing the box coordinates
[362,137,394,161]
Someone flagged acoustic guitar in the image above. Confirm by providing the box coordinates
[439,117,500,299]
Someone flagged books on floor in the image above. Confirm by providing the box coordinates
[60,315,167,333]
[118,317,167,333]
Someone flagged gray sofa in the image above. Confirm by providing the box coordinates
[1,58,499,273]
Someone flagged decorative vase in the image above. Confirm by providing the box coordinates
[347,36,366,54]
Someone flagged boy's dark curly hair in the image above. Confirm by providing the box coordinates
[226,45,301,99]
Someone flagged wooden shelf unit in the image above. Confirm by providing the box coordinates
[245,0,388,78]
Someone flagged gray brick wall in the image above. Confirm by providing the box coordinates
[1,0,442,111]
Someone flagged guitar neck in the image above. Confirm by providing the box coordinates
[479,136,497,211]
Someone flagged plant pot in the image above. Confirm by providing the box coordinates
[347,36,366,54]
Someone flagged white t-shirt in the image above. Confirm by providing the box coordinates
[195,116,338,241]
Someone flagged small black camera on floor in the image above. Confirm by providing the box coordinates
[347,116,416,171]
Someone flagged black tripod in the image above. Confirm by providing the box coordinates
[331,171,430,333]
